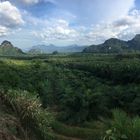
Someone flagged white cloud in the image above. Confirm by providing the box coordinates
[0,1,24,27]
[33,19,79,43]
[1,0,139,47]
[32,9,140,45]
[116,10,140,40]
[22,0,135,24]
[16,0,56,5]
[0,1,24,37]
[0,26,10,37]
[81,9,140,44]
[19,0,39,4]
[29,0,138,45]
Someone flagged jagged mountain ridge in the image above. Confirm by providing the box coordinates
[83,34,140,53]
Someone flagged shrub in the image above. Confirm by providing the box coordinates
[103,109,140,140]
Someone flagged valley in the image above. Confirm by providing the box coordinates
[1,0,140,139]
[0,53,140,140]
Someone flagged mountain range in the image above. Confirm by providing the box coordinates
[0,41,24,56]
[83,34,140,53]
[1,34,140,55]
[28,44,86,54]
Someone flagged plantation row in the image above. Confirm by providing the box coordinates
[53,58,140,84]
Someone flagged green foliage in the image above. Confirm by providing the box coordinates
[83,34,140,53]
[0,53,140,140]
[0,89,53,140]
[0,40,24,56]
[103,109,140,140]
[0,54,140,123]
[52,51,59,55]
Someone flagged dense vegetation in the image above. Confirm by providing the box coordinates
[0,53,140,140]
[0,41,24,56]
[83,34,140,53]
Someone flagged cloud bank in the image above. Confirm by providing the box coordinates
[1,0,140,48]
[0,1,24,37]
[33,9,140,45]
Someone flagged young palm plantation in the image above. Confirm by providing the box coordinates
[0,54,139,140]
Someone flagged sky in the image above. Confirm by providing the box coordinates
[0,0,140,49]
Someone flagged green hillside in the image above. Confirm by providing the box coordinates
[83,34,140,53]
[0,41,24,56]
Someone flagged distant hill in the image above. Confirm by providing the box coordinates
[0,40,24,56]
[128,34,140,51]
[83,34,140,53]
[28,44,86,54]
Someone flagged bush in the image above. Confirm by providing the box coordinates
[103,109,140,140]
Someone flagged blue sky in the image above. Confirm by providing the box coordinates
[0,0,140,49]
